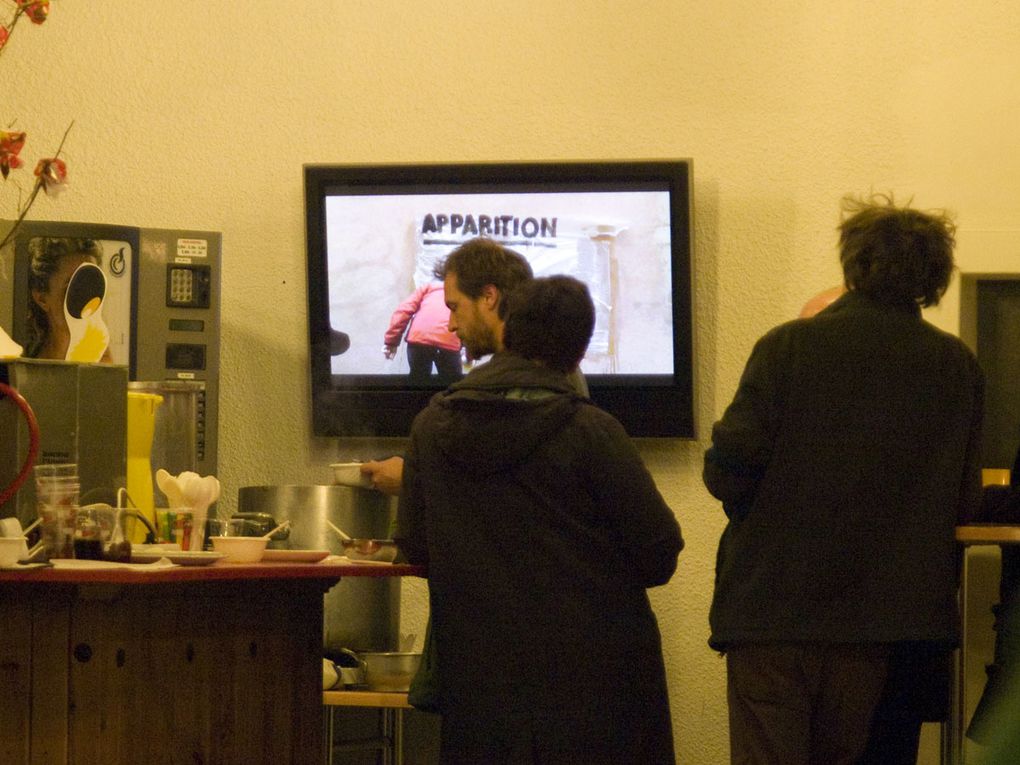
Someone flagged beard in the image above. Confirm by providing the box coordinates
[461,323,499,361]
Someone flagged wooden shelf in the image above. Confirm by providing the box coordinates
[955,524,1020,544]
[323,690,411,708]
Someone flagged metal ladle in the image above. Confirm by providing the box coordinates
[325,519,380,552]
[325,519,352,542]
[324,519,395,561]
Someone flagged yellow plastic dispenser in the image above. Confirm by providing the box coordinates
[126,391,163,542]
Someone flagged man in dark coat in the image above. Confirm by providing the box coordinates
[704,194,984,764]
[398,276,683,764]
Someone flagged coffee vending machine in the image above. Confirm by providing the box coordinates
[1,220,220,522]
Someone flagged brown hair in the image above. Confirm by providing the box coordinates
[838,193,955,308]
[432,238,533,319]
[503,275,595,373]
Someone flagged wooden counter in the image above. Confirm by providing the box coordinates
[0,559,423,584]
[0,560,422,765]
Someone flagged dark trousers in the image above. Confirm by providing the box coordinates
[726,642,889,765]
[407,342,463,386]
[856,642,952,765]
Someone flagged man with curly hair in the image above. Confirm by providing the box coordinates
[704,194,985,764]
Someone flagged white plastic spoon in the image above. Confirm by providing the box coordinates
[155,469,185,508]
[261,520,291,540]
[325,519,352,542]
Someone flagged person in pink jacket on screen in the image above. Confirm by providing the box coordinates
[384,281,463,385]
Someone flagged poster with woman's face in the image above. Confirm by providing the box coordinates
[20,236,133,363]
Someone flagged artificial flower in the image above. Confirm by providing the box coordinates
[0,131,26,179]
[34,156,67,195]
[17,1,49,25]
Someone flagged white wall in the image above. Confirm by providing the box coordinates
[5,3,1020,762]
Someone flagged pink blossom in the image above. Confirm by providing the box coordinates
[34,157,67,195]
[0,131,26,179]
[17,1,50,25]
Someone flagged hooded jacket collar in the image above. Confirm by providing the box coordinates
[425,352,582,475]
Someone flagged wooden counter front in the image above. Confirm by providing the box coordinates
[0,561,421,765]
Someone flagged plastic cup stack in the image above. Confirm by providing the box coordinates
[34,463,80,559]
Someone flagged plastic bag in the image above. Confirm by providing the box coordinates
[407,614,441,713]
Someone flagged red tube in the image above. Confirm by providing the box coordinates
[0,380,41,510]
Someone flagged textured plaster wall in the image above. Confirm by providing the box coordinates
[4,3,1020,762]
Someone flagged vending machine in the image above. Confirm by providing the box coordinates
[0,220,221,519]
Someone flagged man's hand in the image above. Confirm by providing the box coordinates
[360,457,404,496]
[383,345,398,360]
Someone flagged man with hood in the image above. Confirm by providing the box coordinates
[396,275,683,764]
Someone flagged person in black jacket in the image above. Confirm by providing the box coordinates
[398,275,683,764]
[704,193,984,764]
[797,286,949,765]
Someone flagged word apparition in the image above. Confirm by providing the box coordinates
[422,214,557,239]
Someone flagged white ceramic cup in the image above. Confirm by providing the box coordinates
[0,517,23,538]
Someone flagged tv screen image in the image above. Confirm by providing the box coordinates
[305,161,694,438]
[326,189,673,378]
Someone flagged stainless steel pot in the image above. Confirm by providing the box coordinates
[237,484,399,651]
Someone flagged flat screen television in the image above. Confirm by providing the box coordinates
[304,160,695,438]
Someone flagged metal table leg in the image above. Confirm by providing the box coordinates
[394,709,404,765]
[943,544,972,765]
[325,706,335,765]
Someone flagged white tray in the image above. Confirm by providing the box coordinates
[131,550,225,566]
[262,549,331,563]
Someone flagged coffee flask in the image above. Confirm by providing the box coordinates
[126,390,163,541]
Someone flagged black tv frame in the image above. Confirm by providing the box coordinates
[304,160,695,439]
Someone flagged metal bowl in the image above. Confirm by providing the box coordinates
[341,538,398,563]
[357,651,421,692]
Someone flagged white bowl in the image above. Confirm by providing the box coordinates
[322,658,339,691]
[330,462,373,489]
[210,535,268,563]
[0,536,29,567]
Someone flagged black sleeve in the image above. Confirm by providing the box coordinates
[395,416,429,568]
[703,333,784,511]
